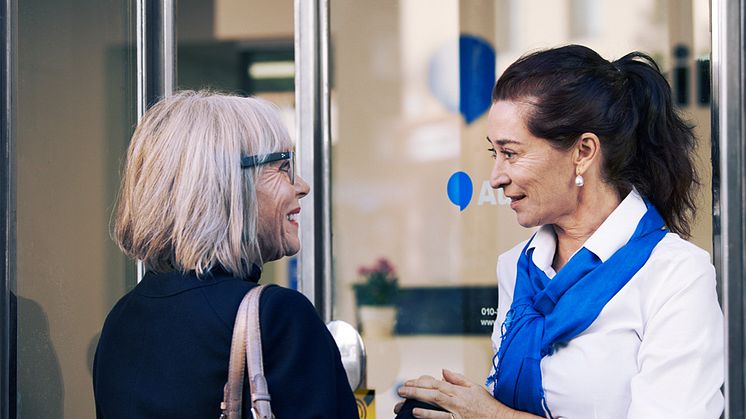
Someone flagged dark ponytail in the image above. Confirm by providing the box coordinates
[492,45,699,237]
[612,52,698,237]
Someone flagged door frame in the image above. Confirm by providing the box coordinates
[294,0,333,322]
[1,0,15,417]
[712,0,746,416]
[134,0,176,282]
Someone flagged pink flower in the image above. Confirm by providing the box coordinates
[358,258,397,281]
[375,257,395,275]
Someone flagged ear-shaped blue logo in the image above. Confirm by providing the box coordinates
[447,171,473,211]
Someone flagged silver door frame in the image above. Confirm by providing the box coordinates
[712,0,746,417]
[294,0,333,322]
[0,0,15,417]
[135,0,176,282]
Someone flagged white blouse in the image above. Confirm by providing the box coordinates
[488,190,724,419]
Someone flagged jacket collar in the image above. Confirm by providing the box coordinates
[135,264,262,297]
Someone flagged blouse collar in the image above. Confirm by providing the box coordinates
[526,188,648,276]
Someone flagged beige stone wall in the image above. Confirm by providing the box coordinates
[214,0,293,40]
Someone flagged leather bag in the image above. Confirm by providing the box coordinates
[220,285,274,419]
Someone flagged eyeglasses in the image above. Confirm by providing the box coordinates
[240,151,295,184]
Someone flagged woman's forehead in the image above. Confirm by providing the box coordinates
[488,103,530,140]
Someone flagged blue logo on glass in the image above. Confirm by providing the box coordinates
[447,171,473,211]
[428,34,496,124]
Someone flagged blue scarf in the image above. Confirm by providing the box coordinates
[489,201,667,417]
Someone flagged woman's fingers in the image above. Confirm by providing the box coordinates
[405,375,438,388]
[398,386,441,402]
[404,375,459,397]
[398,371,509,419]
[397,371,478,417]
[394,400,404,414]
[442,369,471,387]
[411,408,455,419]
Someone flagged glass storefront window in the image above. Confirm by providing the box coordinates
[329,1,712,416]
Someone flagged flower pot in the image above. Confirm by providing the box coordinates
[358,305,397,337]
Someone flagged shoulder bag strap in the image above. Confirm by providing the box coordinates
[220,285,274,419]
[246,285,274,419]
[221,286,252,419]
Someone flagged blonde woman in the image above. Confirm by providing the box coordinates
[93,91,358,418]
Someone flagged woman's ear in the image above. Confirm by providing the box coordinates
[573,132,601,175]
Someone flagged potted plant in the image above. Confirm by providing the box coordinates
[353,258,399,337]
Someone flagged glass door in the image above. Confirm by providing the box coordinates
[326,1,713,416]
[12,1,136,417]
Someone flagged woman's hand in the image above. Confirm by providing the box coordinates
[395,369,536,419]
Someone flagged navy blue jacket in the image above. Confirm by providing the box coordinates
[93,267,359,419]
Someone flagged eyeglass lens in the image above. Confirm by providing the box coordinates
[290,152,295,184]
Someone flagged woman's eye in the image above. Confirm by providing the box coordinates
[487,147,497,159]
[279,162,290,173]
[501,150,515,159]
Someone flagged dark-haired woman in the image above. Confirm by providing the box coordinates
[396,45,723,418]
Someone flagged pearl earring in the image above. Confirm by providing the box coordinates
[575,174,585,187]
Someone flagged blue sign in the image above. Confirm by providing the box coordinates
[428,34,496,124]
[447,171,473,211]
[288,256,298,290]
[459,35,496,123]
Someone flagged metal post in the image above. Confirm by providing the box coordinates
[136,0,176,282]
[295,0,333,321]
[0,0,14,417]
[712,0,746,417]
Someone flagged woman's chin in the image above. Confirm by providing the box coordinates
[515,214,540,228]
[284,242,301,258]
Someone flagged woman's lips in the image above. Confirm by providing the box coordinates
[508,195,525,210]
[287,209,300,226]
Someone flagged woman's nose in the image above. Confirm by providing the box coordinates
[490,159,510,189]
[295,175,310,198]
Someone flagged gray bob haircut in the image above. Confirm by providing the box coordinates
[113,90,292,277]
